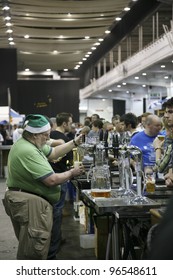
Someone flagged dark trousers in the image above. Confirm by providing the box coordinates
[47,182,68,259]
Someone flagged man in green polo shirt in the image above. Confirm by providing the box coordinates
[3,114,83,260]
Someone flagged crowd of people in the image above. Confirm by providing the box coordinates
[2,97,173,260]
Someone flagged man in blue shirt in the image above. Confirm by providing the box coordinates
[130,114,162,169]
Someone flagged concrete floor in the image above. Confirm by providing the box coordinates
[0,179,96,260]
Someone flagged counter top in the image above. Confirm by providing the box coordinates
[81,189,160,215]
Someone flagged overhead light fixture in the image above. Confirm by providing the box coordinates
[24,34,30,39]
[6,29,13,33]
[124,7,130,11]
[142,85,146,87]
[105,30,111,34]
[134,76,139,79]
[142,72,147,76]
[9,41,15,45]
[2,6,10,11]
[108,89,112,92]
[164,76,169,79]
[4,16,11,20]
[6,22,12,26]
[115,17,121,21]
[98,38,104,42]
[46,69,51,72]
[8,37,13,41]
[25,68,30,72]
[64,69,68,71]
[85,36,90,39]
[161,65,165,68]
[91,47,96,50]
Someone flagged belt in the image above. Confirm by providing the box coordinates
[8,187,51,204]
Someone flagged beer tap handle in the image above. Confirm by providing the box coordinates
[104,130,108,157]
[113,133,119,158]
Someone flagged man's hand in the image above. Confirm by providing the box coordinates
[164,169,173,187]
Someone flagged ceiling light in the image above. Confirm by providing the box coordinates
[94,42,100,46]
[85,54,89,57]
[46,69,51,72]
[98,38,104,42]
[105,30,111,34]
[115,17,121,21]
[126,91,129,93]
[108,89,112,92]
[64,69,68,71]
[53,50,58,54]
[2,6,10,11]
[6,29,13,33]
[142,72,147,76]
[6,22,12,26]
[82,58,87,61]
[161,65,165,68]
[102,99,105,101]
[25,68,30,72]
[8,37,13,41]
[9,41,15,45]
[79,61,83,64]
[100,14,104,17]
[134,76,139,79]
[124,7,130,11]
[117,85,121,88]
[4,16,11,20]
[59,35,64,39]
[142,85,146,87]
[122,82,126,85]
[91,47,96,50]
[164,76,169,79]
[24,34,30,39]
[85,36,90,39]
[67,13,71,16]
[87,51,92,54]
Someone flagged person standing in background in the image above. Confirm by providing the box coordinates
[48,112,74,259]
[130,114,162,169]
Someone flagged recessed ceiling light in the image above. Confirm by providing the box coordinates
[9,41,15,45]
[108,89,112,92]
[117,85,121,88]
[115,17,121,21]
[64,69,68,71]
[87,52,92,54]
[6,29,13,33]
[6,22,12,26]
[164,76,169,79]
[135,76,139,79]
[98,38,104,42]
[161,65,165,68]
[79,61,83,64]
[8,37,13,41]
[124,7,130,11]
[25,68,30,72]
[142,72,147,76]
[91,47,96,50]
[105,30,111,34]
[85,54,89,57]
[102,99,105,101]
[46,69,51,72]
[142,85,146,87]
[85,36,90,39]
[122,82,126,85]
[94,42,100,46]
[4,16,11,20]
[53,50,58,54]
[24,34,30,39]
[2,6,10,11]
[82,58,87,61]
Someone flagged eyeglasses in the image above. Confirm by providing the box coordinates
[164,110,173,114]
